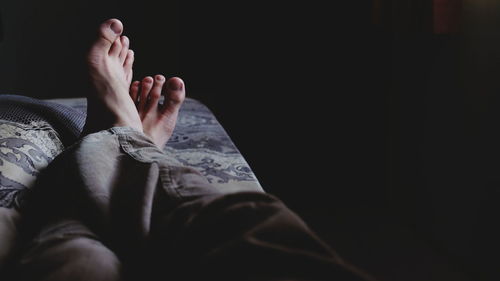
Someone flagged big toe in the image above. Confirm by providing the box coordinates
[161,77,185,115]
[88,19,123,61]
[99,19,123,45]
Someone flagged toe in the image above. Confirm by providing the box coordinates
[145,75,165,113]
[87,19,123,63]
[124,49,134,67]
[124,50,134,84]
[138,77,154,115]
[100,19,123,44]
[109,37,122,56]
[119,36,129,63]
[160,77,185,116]
[130,81,140,104]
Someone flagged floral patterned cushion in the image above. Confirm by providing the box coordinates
[0,94,79,272]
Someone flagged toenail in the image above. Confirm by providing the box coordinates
[156,75,165,81]
[110,22,121,34]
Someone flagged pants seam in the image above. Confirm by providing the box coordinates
[110,127,182,200]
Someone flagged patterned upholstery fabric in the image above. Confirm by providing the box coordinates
[0,95,262,209]
[0,120,64,208]
[0,95,84,209]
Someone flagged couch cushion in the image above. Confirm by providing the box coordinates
[0,94,85,272]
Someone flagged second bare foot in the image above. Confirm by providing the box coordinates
[130,75,185,148]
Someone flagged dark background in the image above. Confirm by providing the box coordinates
[1,1,500,280]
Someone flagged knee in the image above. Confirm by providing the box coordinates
[62,238,122,280]
[18,237,122,281]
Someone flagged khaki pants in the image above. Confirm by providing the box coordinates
[8,127,369,281]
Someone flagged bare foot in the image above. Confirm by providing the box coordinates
[130,75,185,148]
[82,18,142,135]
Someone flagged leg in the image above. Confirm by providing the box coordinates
[145,192,373,281]
[129,77,374,281]
[16,17,370,281]
[14,18,198,270]
[18,77,370,280]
